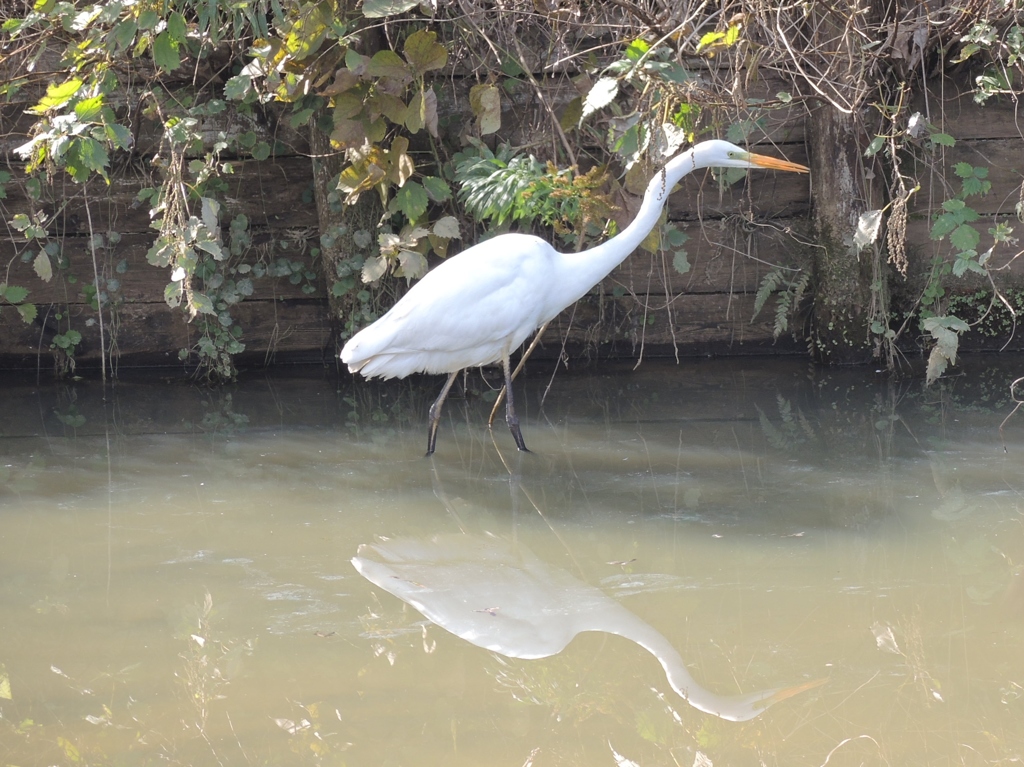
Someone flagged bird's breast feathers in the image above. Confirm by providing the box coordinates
[341,234,557,378]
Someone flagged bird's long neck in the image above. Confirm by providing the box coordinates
[590,608,779,722]
[553,148,699,301]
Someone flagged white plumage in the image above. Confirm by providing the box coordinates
[341,140,808,454]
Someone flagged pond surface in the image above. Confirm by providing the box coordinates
[1,358,1023,766]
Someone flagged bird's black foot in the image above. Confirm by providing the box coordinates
[509,422,529,452]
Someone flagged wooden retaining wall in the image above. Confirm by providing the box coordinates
[1,74,1022,373]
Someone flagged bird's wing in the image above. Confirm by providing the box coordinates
[342,235,555,377]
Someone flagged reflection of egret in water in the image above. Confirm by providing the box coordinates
[353,533,823,722]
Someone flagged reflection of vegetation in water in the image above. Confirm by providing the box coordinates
[871,614,945,705]
[486,653,771,764]
[272,701,353,764]
[53,403,87,430]
[756,395,816,451]
[489,653,625,725]
[194,392,250,434]
[341,375,470,440]
[0,455,47,498]
[175,591,254,737]
[358,591,432,666]
[925,362,1018,414]
[0,590,363,767]
[945,533,1017,606]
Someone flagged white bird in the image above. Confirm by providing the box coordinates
[353,534,824,721]
[340,139,809,454]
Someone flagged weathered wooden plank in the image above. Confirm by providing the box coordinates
[606,217,812,296]
[1,233,322,305]
[900,215,1024,289]
[465,76,809,148]
[1,88,311,158]
[0,297,333,369]
[537,291,806,359]
[913,79,1024,141]
[907,138,1024,217]
[1,155,320,235]
[661,147,812,222]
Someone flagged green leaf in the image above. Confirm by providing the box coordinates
[366,50,411,81]
[961,174,990,197]
[74,137,109,176]
[369,92,407,124]
[953,162,975,178]
[469,83,501,135]
[581,77,619,121]
[949,224,980,252]
[111,19,138,50]
[930,132,956,146]
[153,31,180,72]
[191,292,216,315]
[954,42,981,63]
[290,107,316,129]
[196,240,225,260]
[432,215,460,239]
[864,136,884,157]
[926,346,949,384]
[164,281,183,307]
[652,62,694,84]
[147,240,173,267]
[930,214,957,239]
[333,91,365,121]
[405,88,437,136]
[422,176,451,202]
[251,141,271,161]
[665,227,689,248]
[53,330,81,350]
[396,249,428,279]
[672,250,690,275]
[624,38,650,62]
[559,97,583,131]
[362,0,418,18]
[33,252,53,282]
[16,302,38,323]
[499,55,525,77]
[74,95,104,122]
[362,254,388,282]
[104,123,132,150]
[390,181,429,222]
[2,284,30,303]
[138,9,158,30]
[166,11,187,44]
[224,74,252,101]
[345,48,369,74]
[404,30,447,76]
[924,314,969,334]
[28,78,84,114]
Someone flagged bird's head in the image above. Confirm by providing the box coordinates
[691,139,808,173]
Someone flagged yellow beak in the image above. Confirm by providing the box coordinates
[747,152,809,173]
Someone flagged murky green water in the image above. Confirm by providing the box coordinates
[1,358,1023,766]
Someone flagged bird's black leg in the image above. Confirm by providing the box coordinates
[426,371,459,456]
[502,354,529,452]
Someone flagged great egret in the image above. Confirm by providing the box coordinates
[353,534,824,721]
[340,139,809,454]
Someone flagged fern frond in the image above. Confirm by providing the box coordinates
[752,268,785,320]
[773,290,791,338]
